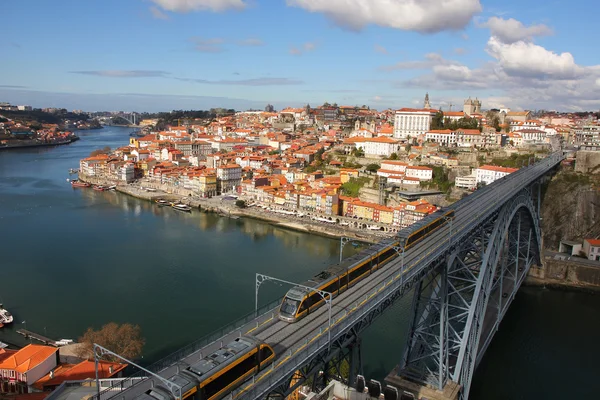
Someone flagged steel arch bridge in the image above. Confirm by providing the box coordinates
[85,153,563,400]
[392,189,542,399]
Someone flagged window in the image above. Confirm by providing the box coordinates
[202,351,258,399]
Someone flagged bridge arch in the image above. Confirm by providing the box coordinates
[400,189,542,399]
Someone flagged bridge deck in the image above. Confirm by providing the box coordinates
[101,154,563,400]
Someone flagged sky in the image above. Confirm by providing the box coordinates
[2,0,599,113]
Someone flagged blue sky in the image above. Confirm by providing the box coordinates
[2,0,599,112]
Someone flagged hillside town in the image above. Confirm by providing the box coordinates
[71,94,599,235]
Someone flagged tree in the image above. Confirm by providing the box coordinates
[235,200,247,208]
[388,152,398,160]
[76,322,144,361]
[365,163,380,173]
[351,147,364,157]
[431,110,444,130]
[264,104,274,112]
[90,146,111,157]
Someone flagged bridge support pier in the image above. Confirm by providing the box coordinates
[385,366,460,400]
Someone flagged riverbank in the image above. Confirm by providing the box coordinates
[0,136,80,150]
[526,250,600,292]
[78,174,387,243]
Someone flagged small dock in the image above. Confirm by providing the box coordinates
[16,329,57,346]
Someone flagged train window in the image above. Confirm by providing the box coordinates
[259,345,273,362]
[323,278,339,295]
[280,298,300,316]
[349,262,370,283]
[202,351,258,399]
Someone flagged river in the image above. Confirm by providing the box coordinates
[0,126,598,399]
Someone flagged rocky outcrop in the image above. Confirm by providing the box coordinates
[540,165,600,250]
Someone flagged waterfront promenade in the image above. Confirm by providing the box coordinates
[78,173,389,243]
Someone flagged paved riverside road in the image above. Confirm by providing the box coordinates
[110,155,561,400]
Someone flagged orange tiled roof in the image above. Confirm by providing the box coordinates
[585,239,600,246]
[34,360,127,390]
[0,344,58,374]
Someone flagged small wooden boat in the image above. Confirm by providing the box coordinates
[70,180,91,188]
[93,185,107,191]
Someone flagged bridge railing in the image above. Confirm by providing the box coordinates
[94,298,283,399]
[236,153,565,399]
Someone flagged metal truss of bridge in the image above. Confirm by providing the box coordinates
[89,152,564,400]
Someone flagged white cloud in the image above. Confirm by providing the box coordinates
[374,44,388,54]
[596,78,600,87]
[150,6,169,19]
[150,0,246,12]
[486,37,582,79]
[481,17,553,44]
[286,0,482,33]
[380,53,458,71]
[289,42,317,55]
[70,70,170,78]
[190,37,225,53]
[238,38,264,46]
[432,64,472,81]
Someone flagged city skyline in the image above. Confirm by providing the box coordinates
[3,0,599,112]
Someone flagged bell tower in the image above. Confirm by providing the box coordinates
[424,93,431,109]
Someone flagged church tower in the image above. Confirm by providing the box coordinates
[424,93,431,109]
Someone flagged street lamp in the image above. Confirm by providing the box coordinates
[255,273,333,351]
[339,237,355,264]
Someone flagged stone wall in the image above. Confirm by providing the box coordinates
[527,252,600,290]
[575,150,600,173]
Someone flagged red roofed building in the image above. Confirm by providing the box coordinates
[475,165,518,185]
[394,108,437,139]
[0,345,58,394]
[32,360,126,391]
[583,239,600,261]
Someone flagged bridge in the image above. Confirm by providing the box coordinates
[106,112,139,126]
[87,152,564,400]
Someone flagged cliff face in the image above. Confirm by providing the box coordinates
[541,165,600,250]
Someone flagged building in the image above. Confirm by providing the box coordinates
[455,174,477,190]
[475,165,518,185]
[425,129,456,146]
[505,111,531,122]
[583,239,600,261]
[80,154,109,177]
[33,360,126,391]
[356,137,402,157]
[216,164,242,193]
[405,166,433,181]
[0,344,58,394]
[456,129,484,148]
[463,97,482,116]
[120,163,135,183]
[574,125,600,148]
[393,108,437,139]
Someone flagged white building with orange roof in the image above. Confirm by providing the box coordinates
[0,344,58,394]
[79,154,109,177]
[475,165,518,185]
[425,129,456,146]
[405,166,433,181]
[456,129,484,148]
[356,137,402,157]
[394,108,438,139]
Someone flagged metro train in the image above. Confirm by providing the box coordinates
[278,209,455,323]
[136,336,275,400]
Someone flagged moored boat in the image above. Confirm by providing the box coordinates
[70,180,91,188]
[171,203,192,212]
[93,185,107,191]
[0,304,13,325]
[155,199,170,207]
[106,185,116,191]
